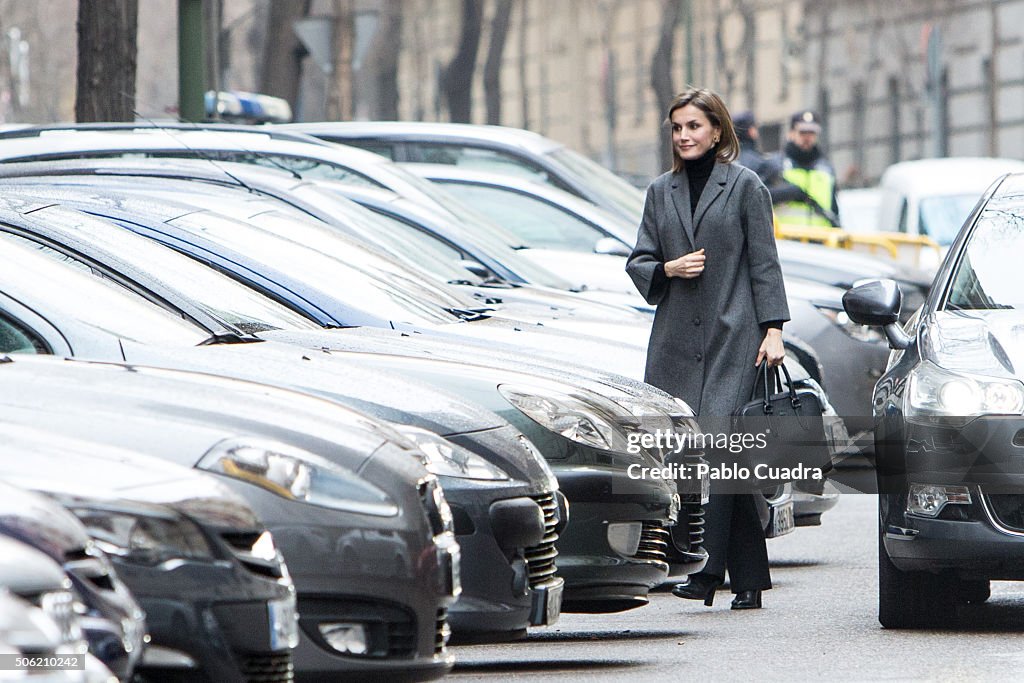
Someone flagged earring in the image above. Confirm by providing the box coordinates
[713,137,720,143]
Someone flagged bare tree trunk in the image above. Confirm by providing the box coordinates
[484,0,514,125]
[441,0,483,123]
[516,0,529,127]
[75,0,138,122]
[650,0,682,170]
[259,0,310,112]
[356,0,403,120]
[328,0,354,121]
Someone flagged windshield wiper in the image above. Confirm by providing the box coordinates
[198,331,265,346]
[445,307,494,322]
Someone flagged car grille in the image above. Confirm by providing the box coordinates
[237,652,294,683]
[524,492,560,588]
[434,609,450,655]
[631,521,670,563]
[386,612,417,657]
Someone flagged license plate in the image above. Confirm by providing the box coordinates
[268,595,299,650]
[529,578,564,626]
[769,499,795,538]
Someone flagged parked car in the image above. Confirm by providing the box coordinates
[875,157,1024,269]
[0,482,145,681]
[837,187,884,233]
[0,351,459,681]
[0,198,567,638]
[0,429,298,683]
[0,205,691,613]
[843,171,1024,628]
[0,537,96,682]
[280,121,647,223]
[775,240,933,322]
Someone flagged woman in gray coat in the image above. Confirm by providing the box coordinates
[626,87,789,610]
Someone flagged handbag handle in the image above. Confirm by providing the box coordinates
[752,362,800,414]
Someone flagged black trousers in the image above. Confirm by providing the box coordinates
[697,493,772,593]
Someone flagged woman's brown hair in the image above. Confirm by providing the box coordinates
[666,86,740,172]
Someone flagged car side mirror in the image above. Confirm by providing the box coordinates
[594,237,631,257]
[459,259,492,279]
[842,279,911,350]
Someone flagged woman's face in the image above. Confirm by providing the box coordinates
[671,104,720,162]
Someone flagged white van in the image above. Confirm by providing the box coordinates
[877,157,1024,246]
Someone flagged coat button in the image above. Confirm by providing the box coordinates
[693,318,701,326]
[695,352,703,361]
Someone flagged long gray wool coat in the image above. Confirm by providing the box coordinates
[626,161,790,417]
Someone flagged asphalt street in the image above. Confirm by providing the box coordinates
[450,489,1024,681]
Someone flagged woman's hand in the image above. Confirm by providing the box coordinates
[756,329,785,367]
[664,248,705,279]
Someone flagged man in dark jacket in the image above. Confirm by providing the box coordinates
[733,110,769,179]
[764,110,839,227]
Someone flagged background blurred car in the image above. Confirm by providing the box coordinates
[875,157,1024,269]
[837,187,884,233]
[280,121,647,223]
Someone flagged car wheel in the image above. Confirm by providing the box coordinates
[956,579,991,605]
[877,520,957,628]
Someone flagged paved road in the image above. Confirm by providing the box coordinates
[450,491,1024,681]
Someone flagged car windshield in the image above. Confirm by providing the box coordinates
[353,209,486,284]
[31,206,322,333]
[0,233,208,346]
[547,147,646,220]
[945,205,1024,310]
[433,181,611,251]
[918,194,980,246]
[166,211,464,324]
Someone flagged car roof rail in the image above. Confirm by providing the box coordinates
[0,121,331,146]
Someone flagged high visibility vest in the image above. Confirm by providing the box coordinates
[776,164,835,228]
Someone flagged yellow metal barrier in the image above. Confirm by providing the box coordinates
[774,219,941,267]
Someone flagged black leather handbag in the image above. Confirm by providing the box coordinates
[731,363,833,484]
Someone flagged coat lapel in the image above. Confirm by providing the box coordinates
[668,171,696,250]
[693,162,730,234]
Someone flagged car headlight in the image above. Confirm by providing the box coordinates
[70,507,216,566]
[815,304,885,343]
[199,438,398,516]
[397,427,510,481]
[499,384,626,451]
[905,361,1024,424]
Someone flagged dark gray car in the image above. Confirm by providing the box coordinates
[0,426,298,682]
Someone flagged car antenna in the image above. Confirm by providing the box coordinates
[166,104,305,182]
[130,109,261,193]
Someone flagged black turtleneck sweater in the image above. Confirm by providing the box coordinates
[650,149,783,332]
[685,147,717,217]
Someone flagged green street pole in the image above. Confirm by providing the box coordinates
[178,0,206,122]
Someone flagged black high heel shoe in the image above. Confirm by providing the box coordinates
[671,575,723,606]
[730,590,762,610]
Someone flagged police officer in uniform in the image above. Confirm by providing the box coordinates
[764,110,839,228]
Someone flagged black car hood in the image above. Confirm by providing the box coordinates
[925,310,1024,380]
[120,339,508,435]
[0,354,393,471]
[0,424,261,532]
